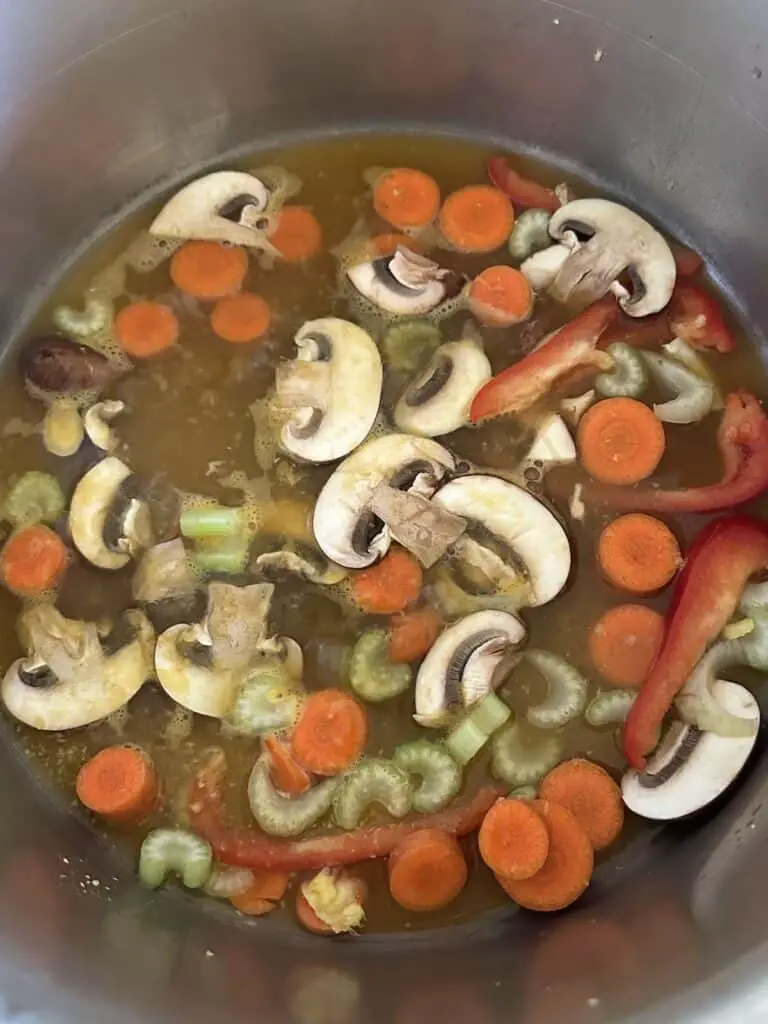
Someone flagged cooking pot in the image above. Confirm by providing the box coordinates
[0,0,767,1020]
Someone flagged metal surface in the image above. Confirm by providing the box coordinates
[0,0,766,1020]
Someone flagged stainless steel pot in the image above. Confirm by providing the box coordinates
[0,1,767,1021]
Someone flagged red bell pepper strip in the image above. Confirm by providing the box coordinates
[600,310,673,350]
[670,244,704,278]
[624,515,768,769]
[583,390,768,514]
[188,752,503,871]
[487,155,561,212]
[669,283,735,353]
[469,297,618,423]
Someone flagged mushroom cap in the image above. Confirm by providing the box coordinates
[548,198,677,317]
[278,318,383,464]
[149,171,272,246]
[393,340,491,437]
[621,680,759,821]
[347,247,455,316]
[154,623,238,719]
[432,474,571,607]
[312,433,456,569]
[414,610,526,727]
[69,457,133,570]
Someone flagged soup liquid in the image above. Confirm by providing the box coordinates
[0,134,766,933]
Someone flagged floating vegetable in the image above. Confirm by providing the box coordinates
[248,753,339,837]
[297,869,366,934]
[597,514,681,594]
[466,266,533,327]
[642,349,716,424]
[393,740,462,813]
[348,630,412,703]
[439,185,514,254]
[478,798,549,880]
[669,283,735,353]
[76,745,157,823]
[70,457,154,570]
[388,607,442,664]
[523,650,588,729]
[595,343,648,399]
[42,400,84,457]
[3,472,65,527]
[445,692,512,765]
[226,671,300,736]
[388,829,468,912]
[351,548,423,614]
[508,209,553,262]
[20,334,122,397]
[84,399,125,452]
[586,689,636,728]
[491,718,563,788]
[372,168,441,231]
[115,300,179,359]
[291,689,368,776]
[268,207,323,262]
[333,759,412,830]
[393,339,491,437]
[540,759,624,851]
[578,397,666,486]
[180,505,246,540]
[588,603,665,687]
[487,156,560,212]
[53,297,111,339]
[203,865,257,900]
[139,828,212,889]
[264,734,311,796]
[347,246,461,316]
[170,241,248,301]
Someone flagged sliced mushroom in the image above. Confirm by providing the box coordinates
[548,199,677,317]
[312,434,456,569]
[253,545,346,586]
[203,582,275,674]
[2,605,154,730]
[393,340,491,437]
[347,246,461,316]
[521,242,573,292]
[19,334,123,399]
[432,475,571,607]
[149,171,274,247]
[621,680,758,821]
[275,318,382,464]
[154,624,238,719]
[132,539,203,629]
[43,400,84,457]
[414,610,527,727]
[518,414,576,485]
[69,458,154,570]
[368,484,466,568]
[84,400,125,452]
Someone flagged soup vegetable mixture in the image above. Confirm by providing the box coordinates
[1,135,767,935]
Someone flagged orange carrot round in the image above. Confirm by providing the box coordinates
[264,734,311,796]
[373,233,425,257]
[467,266,533,327]
[210,292,271,343]
[439,185,514,253]
[388,829,468,912]
[268,206,323,262]
[478,798,550,881]
[577,398,666,485]
[230,870,291,916]
[589,603,665,687]
[496,800,594,912]
[539,760,624,852]
[351,547,423,615]
[115,300,180,358]
[170,240,248,300]
[0,524,68,596]
[597,514,681,594]
[373,169,441,231]
[388,607,441,663]
[291,689,368,776]
[75,745,157,823]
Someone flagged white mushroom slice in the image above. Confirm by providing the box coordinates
[149,171,272,246]
[276,318,382,464]
[254,548,347,586]
[622,681,758,821]
[2,607,154,731]
[84,400,125,452]
[560,390,596,427]
[43,400,84,457]
[520,414,576,473]
[312,434,456,569]
[69,457,133,570]
[133,539,199,605]
[347,247,456,316]
[154,624,237,718]
[393,340,491,437]
[521,243,571,292]
[432,475,571,607]
[548,199,677,317]
[414,611,526,727]
[369,484,466,568]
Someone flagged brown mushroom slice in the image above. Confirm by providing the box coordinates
[19,334,123,398]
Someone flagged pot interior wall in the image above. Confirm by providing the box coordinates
[0,1,767,1021]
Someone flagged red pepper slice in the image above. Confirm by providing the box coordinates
[669,283,735,353]
[469,297,618,423]
[670,244,704,278]
[582,390,768,514]
[487,156,561,212]
[188,752,503,871]
[624,515,768,769]
[600,310,673,350]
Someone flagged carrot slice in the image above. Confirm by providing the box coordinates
[467,266,533,327]
[170,240,248,300]
[0,524,68,596]
[478,798,550,881]
[351,547,423,615]
[210,292,271,343]
[264,734,311,796]
[75,745,158,823]
[539,760,624,852]
[388,829,468,912]
[291,689,368,776]
[268,206,323,262]
[230,870,291,915]
[373,233,425,257]
[388,607,441,663]
[115,300,180,358]
[496,800,594,912]
[439,185,514,254]
[577,397,666,485]
[589,603,665,687]
[373,169,441,231]
[598,513,681,594]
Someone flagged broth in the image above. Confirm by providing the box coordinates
[0,133,765,933]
